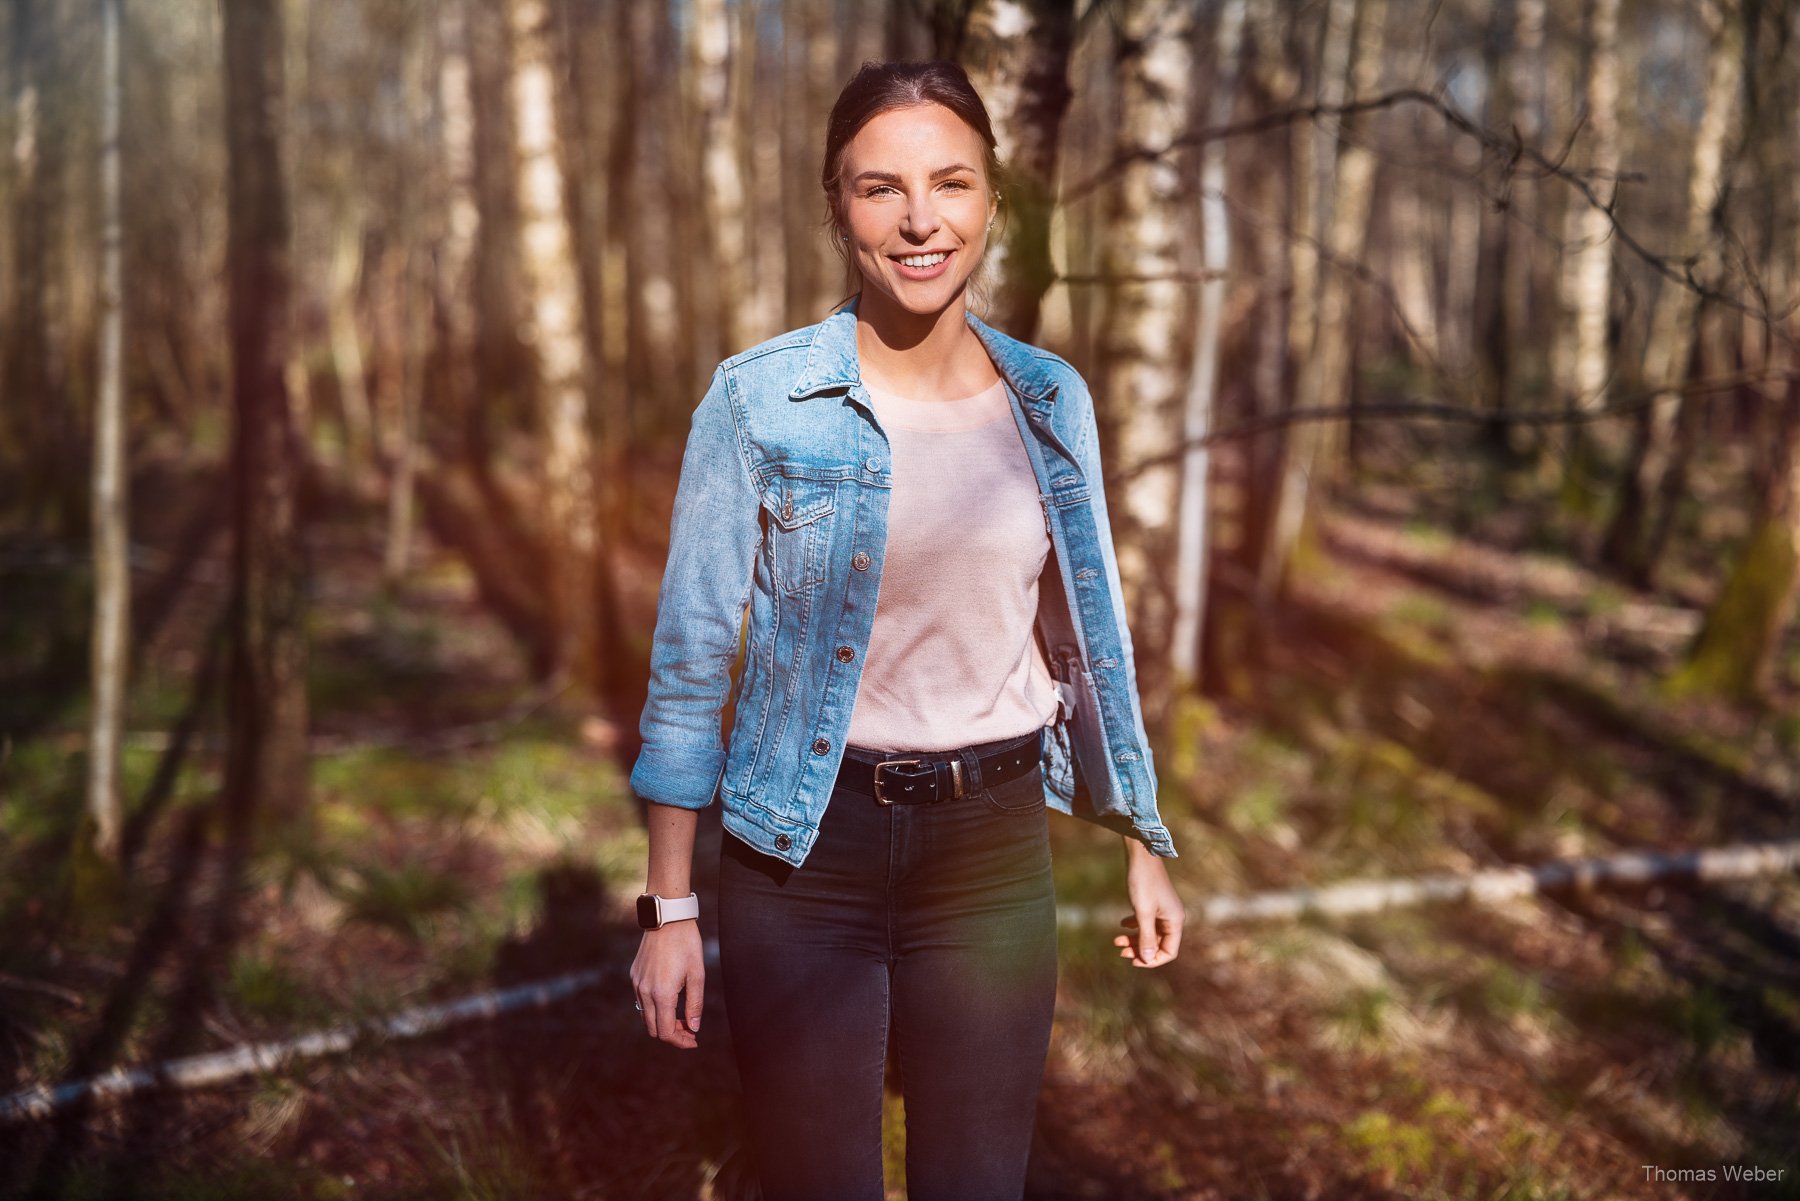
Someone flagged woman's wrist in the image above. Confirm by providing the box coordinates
[1122,833,1160,865]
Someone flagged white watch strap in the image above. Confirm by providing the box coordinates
[658,892,700,924]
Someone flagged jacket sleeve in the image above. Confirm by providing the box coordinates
[630,365,763,810]
[1069,373,1163,812]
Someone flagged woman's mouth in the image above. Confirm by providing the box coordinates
[889,249,954,281]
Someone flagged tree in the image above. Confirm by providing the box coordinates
[87,0,127,862]
[222,0,309,830]
[1602,0,1746,584]
[960,0,1078,342]
[1095,0,1196,729]
[1171,0,1246,688]
[1257,0,1388,605]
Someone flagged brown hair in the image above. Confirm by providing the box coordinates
[820,60,1008,310]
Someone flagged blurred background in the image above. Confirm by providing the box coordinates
[2,0,1799,1196]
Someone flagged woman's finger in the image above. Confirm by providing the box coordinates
[684,967,704,1035]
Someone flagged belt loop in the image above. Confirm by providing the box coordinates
[955,745,984,797]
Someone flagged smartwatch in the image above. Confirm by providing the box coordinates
[636,891,700,930]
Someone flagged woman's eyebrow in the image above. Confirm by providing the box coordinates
[852,163,978,184]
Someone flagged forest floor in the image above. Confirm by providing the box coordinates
[1,447,1798,1200]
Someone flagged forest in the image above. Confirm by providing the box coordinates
[1,0,1798,1197]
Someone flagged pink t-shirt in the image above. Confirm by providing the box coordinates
[844,378,1063,753]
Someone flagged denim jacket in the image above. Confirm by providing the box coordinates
[630,293,1178,868]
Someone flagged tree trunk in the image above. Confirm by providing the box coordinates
[1666,374,1800,703]
[1096,0,1196,731]
[1601,0,1743,583]
[5,0,70,530]
[784,0,839,321]
[385,30,435,586]
[1284,0,1356,382]
[466,0,531,459]
[1555,0,1622,505]
[739,0,784,342]
[1234,0,1298,611]
[86,0,127,863]
[961,0,1077,342]
[223,0,310,831]
[1170,0,1245,690]
[326,206,374,479]
[1502,0,1546,434]
[511,0,599,688]
[1259,0,1387,604]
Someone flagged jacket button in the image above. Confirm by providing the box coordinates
[836,645,855,662]
[852,551,871,571]
[774,833,791,851]
[811,737,830,754]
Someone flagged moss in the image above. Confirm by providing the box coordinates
[1665,514,1799,703]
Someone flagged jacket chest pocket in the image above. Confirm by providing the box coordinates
[760,477,835,593]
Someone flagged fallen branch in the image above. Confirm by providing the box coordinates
[0,969,607,1123]
[1054,838,1800,929]
[8,838,1797,1123]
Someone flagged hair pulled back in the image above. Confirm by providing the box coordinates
[820,60,1007,306]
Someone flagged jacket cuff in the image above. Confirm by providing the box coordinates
[629,745,725,810]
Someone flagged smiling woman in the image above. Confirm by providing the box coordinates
[629,58,1183,1201]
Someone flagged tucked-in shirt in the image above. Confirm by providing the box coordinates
[844,378,1063,753]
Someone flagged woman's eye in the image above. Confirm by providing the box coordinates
[864,181,971,197]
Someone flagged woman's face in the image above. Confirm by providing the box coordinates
[838,102,998,316]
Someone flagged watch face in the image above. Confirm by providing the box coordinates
[636,894,660,929]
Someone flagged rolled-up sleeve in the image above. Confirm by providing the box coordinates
[630,365,762,810]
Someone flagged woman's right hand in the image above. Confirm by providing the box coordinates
[631,920,705,1049]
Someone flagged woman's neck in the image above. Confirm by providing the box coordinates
[853,288,998,399]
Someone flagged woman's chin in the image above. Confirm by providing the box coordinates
[865,275,971,317]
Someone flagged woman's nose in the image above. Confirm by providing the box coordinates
[902,193,941,238]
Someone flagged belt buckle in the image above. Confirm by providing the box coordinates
[873,758,924,805]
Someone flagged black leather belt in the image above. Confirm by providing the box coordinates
[836,727,1043,806]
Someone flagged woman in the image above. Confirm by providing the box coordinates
[630,60,1183,1201]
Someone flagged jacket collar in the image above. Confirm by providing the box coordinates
[786,292,1061,405]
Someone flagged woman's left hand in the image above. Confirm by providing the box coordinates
[1115,841,1184,967]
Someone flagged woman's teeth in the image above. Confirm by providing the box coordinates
[896,252,949,268]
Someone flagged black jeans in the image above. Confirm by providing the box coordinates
[718,726,1058,1201]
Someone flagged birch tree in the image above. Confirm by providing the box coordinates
[960,0,1078,341]
[1258,0,1387,603]
[693,0,750,355]
[1097,0,1195,726]
[87,0,126,862]
[1601,0,1745,584]
[510,0,599,686]
[1171,0,1245,687]
[1555,0,1622,471]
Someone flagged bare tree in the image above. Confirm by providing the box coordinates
[510,0,599,686]
[1558,0,1622,431]
[1171,0,1245,687]
[961,0,1078,341]
[87,0,127,862]
[1096,0,1196,726]
[1259,0,1388,604]
[223,0,309,828]
[1602,0,1746,583]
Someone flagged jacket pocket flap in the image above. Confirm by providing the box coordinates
[760,478,836,530]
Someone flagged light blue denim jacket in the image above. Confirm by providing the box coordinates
[630,293,1178,867]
